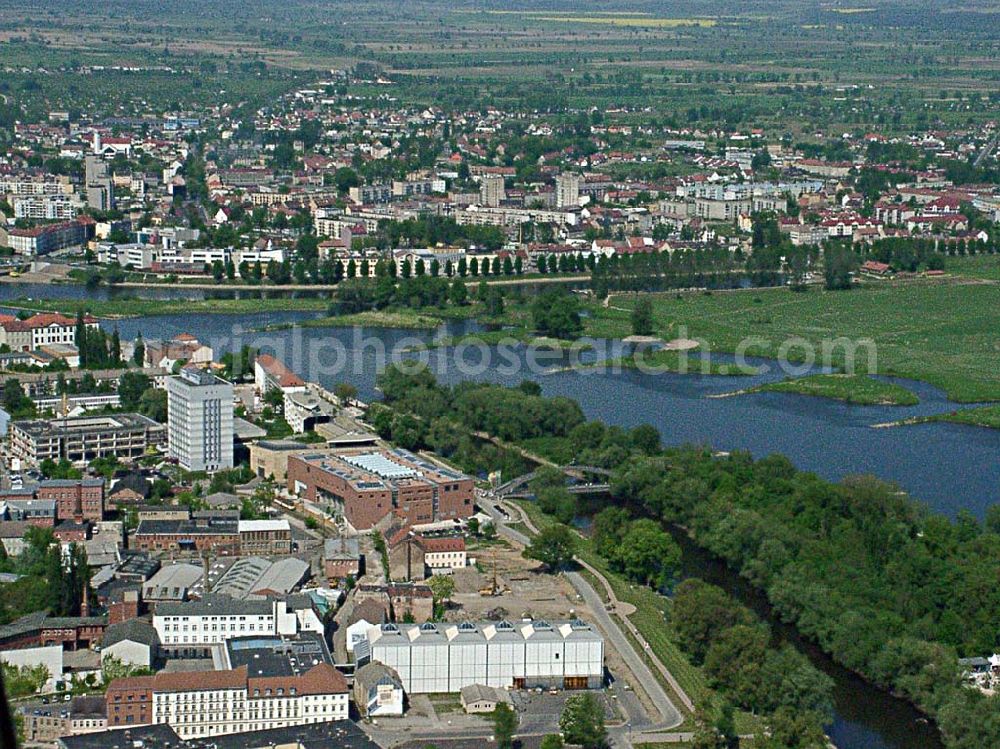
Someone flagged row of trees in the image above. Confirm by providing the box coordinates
[672,579,834,745]
[75,312,123,370]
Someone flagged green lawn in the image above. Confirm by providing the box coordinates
[587,283,1000,402]
[752,374,920,406]
[946,254,1000,281]
[0,296,329,318]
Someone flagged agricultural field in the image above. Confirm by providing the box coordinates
[1,0,999,134]
[588,280,1000,402]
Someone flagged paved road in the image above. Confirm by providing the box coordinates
[565,570,682,728]
[481,492,685,739]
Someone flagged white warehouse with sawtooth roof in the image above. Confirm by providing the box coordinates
[362,619,603,693]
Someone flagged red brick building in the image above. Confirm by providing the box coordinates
[38,478,105,522]
[108,590,141,625]
[105,679,154,727]
[131,512,239,554]
[53,521,90,543]
[0,612,107,651]
[286,448,473,531]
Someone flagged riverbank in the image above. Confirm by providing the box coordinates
[747,374,920,406]
[873,404,1000,431]
[581,347,759,377]
[257,309,448,331]
[929,404,1000,430]
[584,281,1000,403]
[0,295,332,318]
[4,272,591,292]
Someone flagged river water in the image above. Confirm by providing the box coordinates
[4,285,993,749]
[81,306,997,519]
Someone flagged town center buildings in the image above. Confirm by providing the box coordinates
[105,661,349,738]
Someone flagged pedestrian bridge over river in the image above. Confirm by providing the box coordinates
[494,464,612,499]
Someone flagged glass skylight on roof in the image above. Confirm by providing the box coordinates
[344,452,418,479]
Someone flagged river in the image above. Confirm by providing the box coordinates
[668,528,945,749]
[3,288,993,749]
[82,307,997,519]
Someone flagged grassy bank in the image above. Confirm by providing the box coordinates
[587,282,1000,402]
[751,374,920,406]
[0,296,330,318]
[589,348,760,377]
[927,404,1000,430]
[260,309,447,331]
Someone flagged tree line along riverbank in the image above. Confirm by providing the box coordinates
[370,363,1000,749]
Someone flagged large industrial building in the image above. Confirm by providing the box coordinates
[360,619,604,694]
[286,449,474,530]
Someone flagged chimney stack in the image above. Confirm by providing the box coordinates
[73,486,84,525]
[201,550,211,596]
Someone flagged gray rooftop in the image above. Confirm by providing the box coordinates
[102,619,160,648]
[211,556,309,599]
[224,632,332,678]
[155,594,273,618]
[369,619,603,648]
[60,720,381,749]
[324,536,360,560]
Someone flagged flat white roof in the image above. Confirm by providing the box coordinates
[238,519,290,533]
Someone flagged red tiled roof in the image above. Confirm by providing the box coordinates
[256,354,305,388]
[418,535,465,553]
[249,663,348,696]
[110,666,248,693]
[0,312,96,333]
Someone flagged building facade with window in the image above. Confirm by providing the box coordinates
[105,663,349,738]
[152,595,322,658]
[165,367,234,473]
[8,413,166,465]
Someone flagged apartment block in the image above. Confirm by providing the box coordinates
[165,367,234,473]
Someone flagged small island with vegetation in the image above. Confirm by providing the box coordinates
[749,373,920,406]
